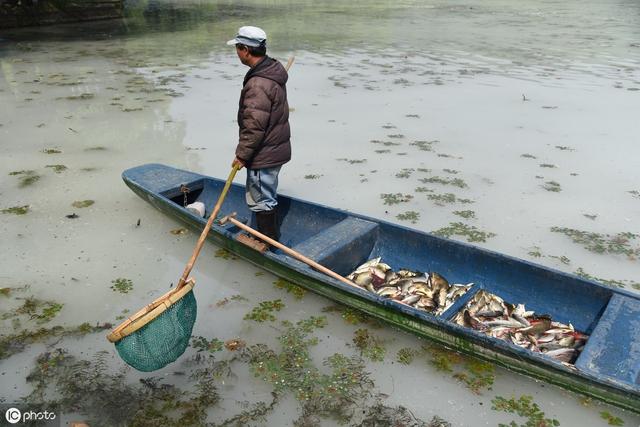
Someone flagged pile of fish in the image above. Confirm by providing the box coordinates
[452,290,588,364]
[346,257,471,315]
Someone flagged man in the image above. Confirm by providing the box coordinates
[227,26,291,243]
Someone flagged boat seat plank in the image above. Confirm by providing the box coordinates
[289,216,378,276]
[575,294,640,386]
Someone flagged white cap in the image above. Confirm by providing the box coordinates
[226,26,267,48]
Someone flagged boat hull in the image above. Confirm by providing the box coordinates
[123,163,640,413]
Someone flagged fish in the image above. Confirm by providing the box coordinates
[377,287,399,298]
[400,294,421,305]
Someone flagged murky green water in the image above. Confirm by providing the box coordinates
[1,0,639,425]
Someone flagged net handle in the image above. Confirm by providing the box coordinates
[107,279,195,343]
[176,165,240,290]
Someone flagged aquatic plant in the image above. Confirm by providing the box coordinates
[170,227,187,235]
[542,181,561,192]
[24,348,223,426]
[574,268,639,289]
[419,176,468,188]
[521,154,537,159]
[353,328,386,362]
[46,164,67,173]
[43,148,62,154]
[191,336,224,353]
[274,279,306,299]
[0,323,111,360]
[381,193,413,205]
[555,146,574,151]
[443,168,459,174]
[600,411,624,426]
[396,211,420,223]
[1,205,30,215]
[387,134,404,139]
[410,140,437,151]
[550,227,640,258]
[304,174,322,179]
[370,139,401,146]
[453,210,475,219]
[322,305,378,326]
[336,158,367,164]
[72,200,94,208]
[9,169,41,187]
[396,347,417,365]
[539,163,557,168]
[395,168,414,178]
[375,149,391,154]
[491,395,560,427]
[249,317,374,424]
[215,294,249,307]
[214,248,237,259]
[433,222,496,243]
[356,403,450,427]
[424,191,474,206]
[244,299,284,322]
[110,278,134,293]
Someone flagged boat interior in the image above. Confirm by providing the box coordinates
[134,164,639,387]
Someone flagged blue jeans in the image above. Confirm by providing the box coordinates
[245,166,281,212]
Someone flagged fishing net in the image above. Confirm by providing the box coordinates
[108,282,197,372]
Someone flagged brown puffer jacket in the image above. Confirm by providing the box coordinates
[235,56,291,169]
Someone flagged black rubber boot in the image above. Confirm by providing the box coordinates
[256,209,279,244]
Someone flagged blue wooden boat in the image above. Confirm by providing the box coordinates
[123,163,640,413]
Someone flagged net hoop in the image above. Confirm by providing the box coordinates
[107,279,195,343]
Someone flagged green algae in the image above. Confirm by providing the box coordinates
[433,222,496,243]
[555,145,574,151]
[600,411,624,426]
[629,190,639,200]
[62,93,95,100]
[491,395,560,427]
[72,199,94,208]
[375,149,391,154]
[387,134,404,139]
[85,146,108,151]
[443,168,459,174]
[396,347,417,365]
[43,148,62,154]
[419,176,468,188]
[274,278,307,299]
[244,299,284,322]
[521,154,537,159]
[452,358,495,395]
[395,168,414,178]
[191,336,224,353]
[381,193,413,205]
[528,246,543,258]
[353,328,386,362]
[45,164,68,173]
[304,174,322,179]
[110,278,133,293]
[542,181,561,192]
[397,211,420,223]
[453,210,475,219]
[1,205,30,215]
[550,227,640,258]
[539,163,557,168]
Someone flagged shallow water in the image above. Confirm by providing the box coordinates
[1,0,639,425]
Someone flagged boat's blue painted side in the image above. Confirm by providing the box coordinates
[122,163,640,410]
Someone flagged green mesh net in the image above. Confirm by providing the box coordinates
[115,290,197,372]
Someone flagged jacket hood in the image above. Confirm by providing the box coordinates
[243,56,288,87]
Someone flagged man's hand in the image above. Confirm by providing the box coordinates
[232,157,245,169]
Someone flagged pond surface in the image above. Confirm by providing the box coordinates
[1,0,639,425]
